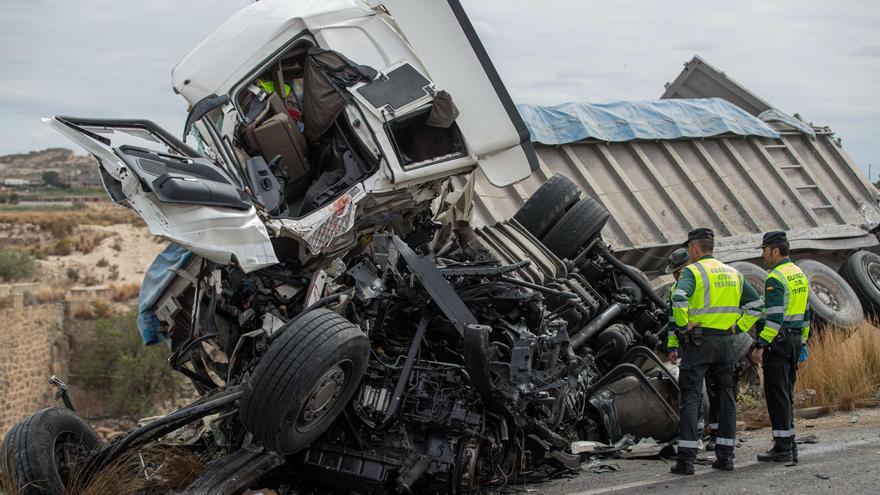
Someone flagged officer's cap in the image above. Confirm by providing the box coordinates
[759,231,788,248]
[681,228,714,247]
[664,248,689,274]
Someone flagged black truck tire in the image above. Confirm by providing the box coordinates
[799,259,863,329]
[513,174,581,239]
[839,250,880,320]
[240,308,369,454]
[541,197,610,259]
[729,261,769,297]
[1,407,102,495]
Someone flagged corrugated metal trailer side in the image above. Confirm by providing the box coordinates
[469,121,880,272]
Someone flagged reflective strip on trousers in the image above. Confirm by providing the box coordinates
[772,429,794,438]
[708,423,719,430]
[715,437,736,447]
[678,440,701,449]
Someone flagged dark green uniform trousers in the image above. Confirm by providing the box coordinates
[763,331,802,452]
[677,333,737,460]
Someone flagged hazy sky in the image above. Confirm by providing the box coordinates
[1,1,877,177]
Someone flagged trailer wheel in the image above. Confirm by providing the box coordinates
[240,308,369,455]
[839,250,880,320]
[513,174,581,239]
[541,197,609,259]
[1,407,102,495]
[729,261,769,297]
[799,259,863,329]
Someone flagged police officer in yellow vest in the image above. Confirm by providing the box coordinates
[666,247,723,452]
[669,228,764,475]
[750,231,810,464]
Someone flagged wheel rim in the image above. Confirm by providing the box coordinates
[296,361,351,433]
[812,274,844,311]
[866,260,880,292]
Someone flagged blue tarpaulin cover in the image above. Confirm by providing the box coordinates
[137,243,193,345]
[516,98,780,145]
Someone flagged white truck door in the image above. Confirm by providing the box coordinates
[379,0,538,187]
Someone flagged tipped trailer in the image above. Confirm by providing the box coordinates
[470,56,880,328]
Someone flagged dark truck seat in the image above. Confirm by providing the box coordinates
[245,93,310,202]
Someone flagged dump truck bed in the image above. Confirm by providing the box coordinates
[470,121,878,272]
[469,58,880,273]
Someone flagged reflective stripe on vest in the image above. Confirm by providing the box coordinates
[685,258,743,330]
[767,261,809,327]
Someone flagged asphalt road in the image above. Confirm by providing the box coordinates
[526,408,880,495]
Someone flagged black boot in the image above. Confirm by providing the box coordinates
[670,459,695,475]
[757,440,792,463]
[711,455,734,471]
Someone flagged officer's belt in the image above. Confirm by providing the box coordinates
[698,327,734,336]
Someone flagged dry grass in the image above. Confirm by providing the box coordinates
[1,446,203,495]
[73,305,97,320]
[797,323,880,411]
[0,464,23,495]
[111,282,141,302]
[67,447,204,495]
[33,286,68,303]
[0,206,141,235]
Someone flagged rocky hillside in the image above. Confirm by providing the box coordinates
[0,148,98,184]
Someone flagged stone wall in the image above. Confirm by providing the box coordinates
[0,294,67,437]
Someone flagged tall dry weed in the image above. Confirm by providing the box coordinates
[111,283,141,302]
[797,323,880,410]
[67,446,204,495]
[1,446,203,495]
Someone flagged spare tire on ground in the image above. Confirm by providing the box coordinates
[798,258,863,329]
[839,250,880,320]
[541,197,610,260]
[1,407,103,495]
[729,261,769,297]
[240,308,369,454]
[513,174,581,239]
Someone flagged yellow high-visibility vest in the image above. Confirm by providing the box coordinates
[683,258,744,330]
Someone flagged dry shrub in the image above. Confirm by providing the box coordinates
[0,446,203,495]
[0,248,35,281]
[34,286,67,303]
[67,446,204,495]
[49,237,74,256]
[74,232,113,255]
[0,205,141,233]
[73,304,96,320]
[112,282,141,302]
[797,323,880,410]
[0,461,23,495]
[93,300,114,319]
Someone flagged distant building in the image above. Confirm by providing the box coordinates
[2,178,29,187]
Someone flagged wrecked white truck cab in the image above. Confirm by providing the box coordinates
[47,0,536,273]
[16,2,686,494]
